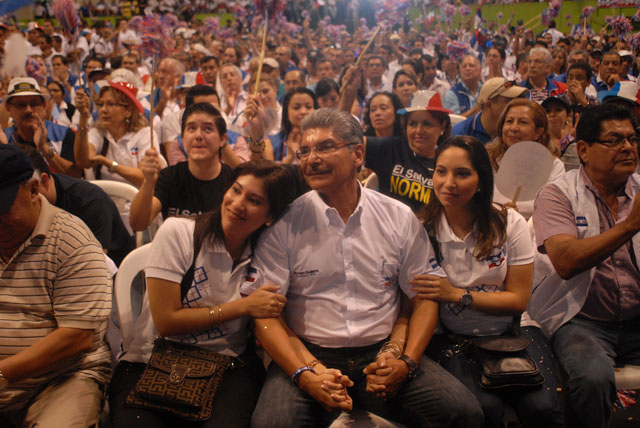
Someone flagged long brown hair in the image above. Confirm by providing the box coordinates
[419,136,507,260]
[193,160,302,252]
[485,98,557,171]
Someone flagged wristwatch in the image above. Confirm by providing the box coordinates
[109,160,118,173]
[41,147,55,159]
[398,354,420,379]
[461,290,473,307]
[0,370,9,392]
[249,139,265,154]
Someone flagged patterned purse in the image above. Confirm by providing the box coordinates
[126,338,234,421]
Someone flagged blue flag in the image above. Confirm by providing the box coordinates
[0,0,34,15]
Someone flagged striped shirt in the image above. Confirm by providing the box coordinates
[0,196,112,410]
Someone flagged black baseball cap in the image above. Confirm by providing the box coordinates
[0,144,35,214]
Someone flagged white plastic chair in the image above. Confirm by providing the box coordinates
[114,243,151,352]
[89,179,150,247]
[363,173,379,190]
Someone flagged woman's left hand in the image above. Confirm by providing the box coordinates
[89,154,110,168]
[410,274,462,303]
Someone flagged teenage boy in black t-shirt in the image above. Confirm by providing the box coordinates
[129,103,233,231]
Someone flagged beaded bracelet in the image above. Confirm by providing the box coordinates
[291,366,316,384]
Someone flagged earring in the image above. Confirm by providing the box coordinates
[476,187,481,193]
[125,117,130,124]
[265,221,272,227]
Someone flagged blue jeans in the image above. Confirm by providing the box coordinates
[427,327,564,428]
[251,340,483,428]
[552,316,640,428]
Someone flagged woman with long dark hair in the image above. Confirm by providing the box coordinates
[362,92,404,138]
[267,87,318,164]
[109,160,301,427]
[415,136,564,428]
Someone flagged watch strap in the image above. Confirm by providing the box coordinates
[398,354,419,378]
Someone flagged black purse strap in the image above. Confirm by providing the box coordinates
[180,217,205,302]
[94,136,109,180]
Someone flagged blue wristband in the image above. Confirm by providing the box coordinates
[291,365,316,384]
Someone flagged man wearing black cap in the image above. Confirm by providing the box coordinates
[2,77,81,177]
[0,144,111,427]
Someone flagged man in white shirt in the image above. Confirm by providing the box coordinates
[364,55,392,99]
[243,108,482,428]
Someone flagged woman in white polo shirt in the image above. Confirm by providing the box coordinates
[109,160,301,427]
[413,136,563,428]
[74,80,160,187]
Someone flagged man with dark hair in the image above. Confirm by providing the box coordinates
[422,55,450,98]
[566,62,597,111]
[130,103,234,231]
[49,55,77,99]
[25,146,133,265]
[38,33,55,77]
[0,144,112,427]
[284,69,306,94]
[593,51,622,93]
[364,55,391,99]
[529,103,640,428]
[243,108,482,428]
[200,55,219,86]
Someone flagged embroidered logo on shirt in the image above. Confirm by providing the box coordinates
[429,257,440,269]
[575,216,588,227]
[244,266,258,283]
[130,147,139,156]
[486,251,505,269]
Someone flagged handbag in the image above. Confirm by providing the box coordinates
[471,332,544,391]
[126,218,234,421]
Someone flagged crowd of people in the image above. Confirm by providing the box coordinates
[1,4,640,428]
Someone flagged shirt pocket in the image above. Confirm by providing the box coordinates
[377,259,401,305]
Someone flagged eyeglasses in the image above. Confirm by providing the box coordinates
[295,141,357,160]
[594,135,640,148]
[487,80,516,101]
[10,100,44,109]
[96,102,128,109]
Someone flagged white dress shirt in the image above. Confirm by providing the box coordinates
[241,185,445,348]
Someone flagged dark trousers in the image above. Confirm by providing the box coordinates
[251,340,483,428]
[552,316,640,428]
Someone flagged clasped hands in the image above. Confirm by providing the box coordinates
[298,365,354,412]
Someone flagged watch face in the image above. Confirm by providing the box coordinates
[461,292,473,307]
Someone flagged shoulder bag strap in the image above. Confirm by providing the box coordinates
[93,136,110,180]
[180,217,205,302]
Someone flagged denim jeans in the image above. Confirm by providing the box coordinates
[427,327,564,428]
[552,316,640,428]
[250,340,483,428]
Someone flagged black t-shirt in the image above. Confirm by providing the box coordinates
[155,162,233,219]
[365,136,435,212]
[53,173,133,264]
